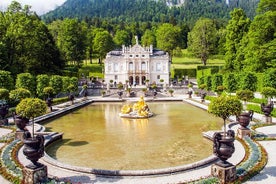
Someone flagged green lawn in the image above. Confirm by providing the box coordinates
[80,51,226,77]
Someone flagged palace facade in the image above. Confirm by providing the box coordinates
[104,37,170,86]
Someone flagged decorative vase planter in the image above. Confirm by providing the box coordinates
[14,115,29,131]
[261,102,274,123]
[23,134,45,169]
[213,130,235,168]
[237,111,253,130]
[261,102,274,117]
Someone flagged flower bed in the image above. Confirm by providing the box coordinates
[0,139,23,183]
[236,136,267,182]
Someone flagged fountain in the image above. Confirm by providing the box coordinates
[119,96,153,118]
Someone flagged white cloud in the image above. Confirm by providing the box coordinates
[0,0,66,15]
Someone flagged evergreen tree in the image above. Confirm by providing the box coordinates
[224,8,251,71]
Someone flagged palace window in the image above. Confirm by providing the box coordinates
[141,62,146,71]
[114,63,119,72]
[129,62,133,71]
[156,63,161,71]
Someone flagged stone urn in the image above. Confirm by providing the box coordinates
[153,90,157,98]
[201,92,206,102]
[213,130,235,167]
[0,103,9,125]
[46,97,53,112]
[69,94,74,104]
[188,90,193,98]
[23,133,45,169]
[261,102,274,117]
[14,115,29,131]
[237,111,253,129]
[117,91,123,99]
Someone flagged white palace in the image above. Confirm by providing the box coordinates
[104,36,170,86]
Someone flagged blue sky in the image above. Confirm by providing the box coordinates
[0,0,66,15]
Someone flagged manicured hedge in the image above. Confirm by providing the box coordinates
[174,68,197,78]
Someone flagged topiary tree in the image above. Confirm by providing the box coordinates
[16,73,36,96]
[236,89,254,109]
[216,85,226,96]
[261,87,276,103]
[208,95,242,134]
[16,98,47,138]
[62,76,71,93]
[43,87,54,98]
[168,89,174,97]
[9,88,31,104]
[49,75,63,96]
[0,88,9,101]
[36,74,50,98]
[70,77,79,92]
[0,70,14,90]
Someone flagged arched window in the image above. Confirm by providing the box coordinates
[129,62,133,71]
[141,62,146,71]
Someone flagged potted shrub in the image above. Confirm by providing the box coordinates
[16,98,47,169]
[101,90,106,97]
[168,89,174,97]
[208,95,242,167]
[236,90,254,128]
[110,80,114,87]
[142,88,147,96]
[67,84,75,104]
[43,86,54,111]
[9,88,31,105]
[82,84,88,99]
[260,87,276,117]
[216,85,225,96]
[236,89,254,109]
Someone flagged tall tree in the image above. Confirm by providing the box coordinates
[188,18,218,65]
[57,18,87,66]
[156,23,180,61]
[1,1,64,75]
[114,30,131,47]
[141,29,156,47]
[224,8,251,71]
[243,0,276,72]
[257,0,276,14]
[93,30,115,64]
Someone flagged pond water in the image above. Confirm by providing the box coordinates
[45,101,222,170]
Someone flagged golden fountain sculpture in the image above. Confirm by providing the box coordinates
[120,96,153,118]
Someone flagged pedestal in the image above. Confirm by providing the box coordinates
[237,128,251,139]
[262,116,272,123]
[211,164,236,184]
[23,164,47,184]
[15,130,25,141]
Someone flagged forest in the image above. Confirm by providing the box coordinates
[42,0,259,26]
[0,0,275,80]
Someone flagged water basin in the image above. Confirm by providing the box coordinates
[45,101,222,170]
